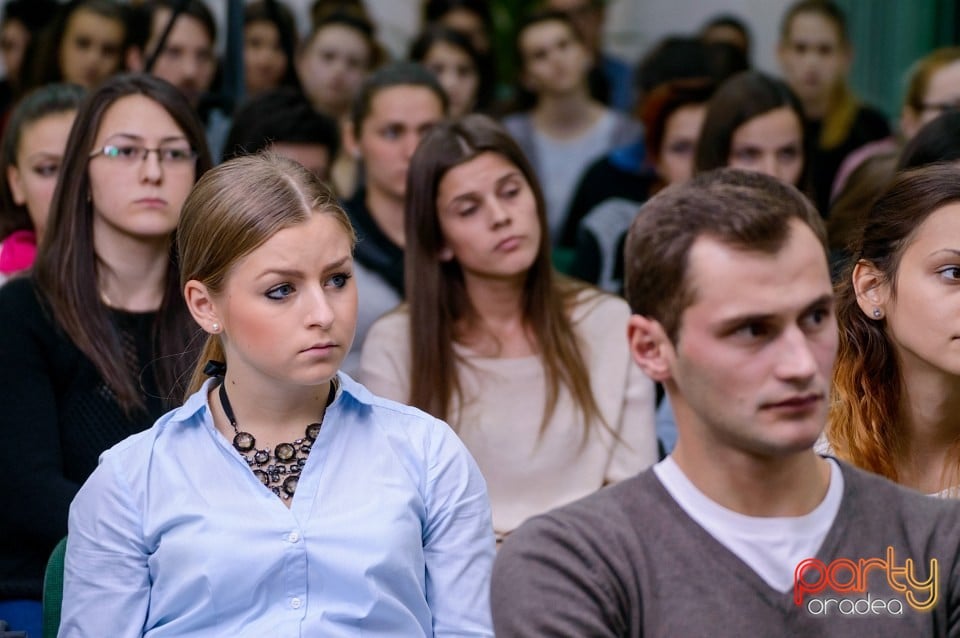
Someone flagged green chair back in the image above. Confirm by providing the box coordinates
[42,537,67,638]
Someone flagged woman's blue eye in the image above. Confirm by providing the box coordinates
[327,273,352,288]
[266,284,294,300]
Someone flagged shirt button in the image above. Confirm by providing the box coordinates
[288,531,299,543]
[291,597,302,609]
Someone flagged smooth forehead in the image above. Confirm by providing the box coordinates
[230,213,352,274]
[784,12,842,45]
[520,20,575,50]
[682,219,831,322]
[67,8,124,33]
[95,94,184,139]
[437,152,519,199]
[900,201,960,258]
[150,8,213,46]
[309,23,369,51]
[367,85,444,118]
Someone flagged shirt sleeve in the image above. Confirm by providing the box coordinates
[422,423,496,637]
[59,450,150,638]
[491,512,627,637]
[357,313,411,403]
[604,354,659,484]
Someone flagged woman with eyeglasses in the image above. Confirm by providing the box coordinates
[0,73,211,634]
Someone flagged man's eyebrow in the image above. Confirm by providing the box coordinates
[713,294,834,331]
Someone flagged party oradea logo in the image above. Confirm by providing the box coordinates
[794,547,938,616]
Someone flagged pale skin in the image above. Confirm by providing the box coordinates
[342,86,446,248]
[852,203,960,493]
[777,12,851,120]
[901,60,960,139]
[88,95,196,311]
[627,220,836,516]
[184,213,357,507]
[435,152,543,358]
[519,19,604,141]
[6,110,77,239]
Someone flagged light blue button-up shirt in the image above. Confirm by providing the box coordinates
[59,374,495,637]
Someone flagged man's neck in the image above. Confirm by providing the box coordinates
[670,441,832,518]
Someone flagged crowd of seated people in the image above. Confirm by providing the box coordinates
[2,0,960,636]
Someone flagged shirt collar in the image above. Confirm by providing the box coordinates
[165,372,372,426]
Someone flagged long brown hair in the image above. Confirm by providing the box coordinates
[178,153,356,396]
[32,73,213,413]
[404,113,602,433]
[828,164,960,480]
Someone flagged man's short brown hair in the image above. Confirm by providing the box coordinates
[624,168,826,343]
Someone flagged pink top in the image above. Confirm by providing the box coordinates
[0,229,37,275]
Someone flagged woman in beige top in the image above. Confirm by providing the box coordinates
[360,114,657,540]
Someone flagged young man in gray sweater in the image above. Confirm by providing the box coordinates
[491,168,960,637]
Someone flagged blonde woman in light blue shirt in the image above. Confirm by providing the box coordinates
[59,154,495,637]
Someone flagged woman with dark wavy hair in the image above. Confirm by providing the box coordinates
[828,163,960,496]
[0,73,211,633]
[360,114,657,542]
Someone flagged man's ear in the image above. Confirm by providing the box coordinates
[183,280,221,334]
[851,259,890,319]
[627,314,674,382]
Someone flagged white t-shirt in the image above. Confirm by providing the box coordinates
[654,455,844,592]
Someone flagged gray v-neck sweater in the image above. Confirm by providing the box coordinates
[492,460,960,637]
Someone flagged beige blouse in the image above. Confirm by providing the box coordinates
[359,292,658,539]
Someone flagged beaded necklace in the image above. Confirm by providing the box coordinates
[217,379,335,500]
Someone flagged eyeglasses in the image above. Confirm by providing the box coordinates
[88,144,197,166]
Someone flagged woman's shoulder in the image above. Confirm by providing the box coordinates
[364,305,412,358]
[338,373,464,451]
[100,384,212,461]
[568,286,631,326]
[368,304,410,334]
[0,275,59,336]
[0,273,42,309]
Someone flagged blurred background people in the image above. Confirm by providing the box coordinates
[544,0,633,111]
[0,83,85,283]
[696,70,808,192]
[361,114,657,542]
[340,62,447,374]
[700,13,751,61]
[24,0,127,92]
[777,0,889,214]
[0,0,59,116]
[409,25,487,117]
[297,9,383,198]
[0,73,211,638]
[222,87,340,182]
[243,0,300,98]
[504,9,641,245]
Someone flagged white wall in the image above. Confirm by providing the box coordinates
[212,0,795,73]
[604,0,795,74]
